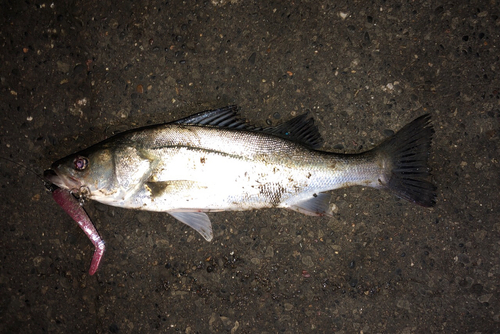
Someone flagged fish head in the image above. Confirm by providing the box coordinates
[44,147,115,199]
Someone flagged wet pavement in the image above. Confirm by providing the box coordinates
[1,0,499,333]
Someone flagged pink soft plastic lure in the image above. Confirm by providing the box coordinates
[51,188,105,275]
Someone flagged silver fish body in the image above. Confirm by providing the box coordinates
[45,106,436,241]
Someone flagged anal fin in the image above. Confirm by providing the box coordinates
[289,193,334,216]
[168,211,213,241]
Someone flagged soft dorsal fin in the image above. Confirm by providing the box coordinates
[172,106,324,149]
[261,113,324,149]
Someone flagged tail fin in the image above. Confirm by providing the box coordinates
[377,114,436,207]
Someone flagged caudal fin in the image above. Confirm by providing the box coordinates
[377,114,436,207]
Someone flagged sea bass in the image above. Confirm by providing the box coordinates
[45,106,435,269]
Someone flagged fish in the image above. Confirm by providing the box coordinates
[45,105,436,247]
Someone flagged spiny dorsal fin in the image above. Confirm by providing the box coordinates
[172,106,246,128]
[172,106,324,149]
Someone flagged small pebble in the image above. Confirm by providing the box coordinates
[383,129,395,136]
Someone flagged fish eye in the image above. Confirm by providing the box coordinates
[74,156,89,171]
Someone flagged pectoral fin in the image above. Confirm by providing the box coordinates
[168,211,213,241]
[289,193,334,216]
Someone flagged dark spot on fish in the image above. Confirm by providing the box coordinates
[200,157,206,164]
[313,193,318,198]
[306,172,311,179]
[146,182,170,197]
[258,183,285,207]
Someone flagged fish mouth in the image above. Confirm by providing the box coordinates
[44,169,82,191]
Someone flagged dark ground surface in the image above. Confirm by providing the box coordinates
[1,0,499,333]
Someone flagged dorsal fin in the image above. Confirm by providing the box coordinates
[261,112,324,149]
[172,106,324,149]
[172,106,247,128]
